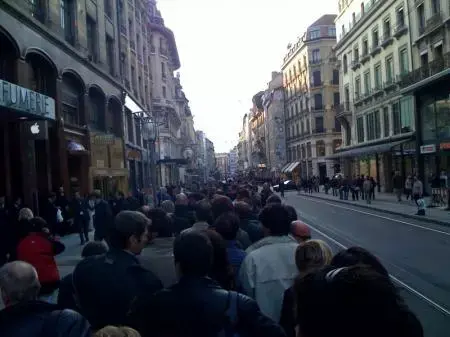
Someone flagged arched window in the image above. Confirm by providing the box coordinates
[88,87,106,131]
[62,72,85,126]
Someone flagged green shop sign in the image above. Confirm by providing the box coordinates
[0,79,55,120]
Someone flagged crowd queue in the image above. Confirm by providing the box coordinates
[0,181,424,337]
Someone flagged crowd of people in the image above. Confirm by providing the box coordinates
[0,181,425,337]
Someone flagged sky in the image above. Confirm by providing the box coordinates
[158,0,337,153]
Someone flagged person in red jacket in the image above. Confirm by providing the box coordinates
[16,216,65,300]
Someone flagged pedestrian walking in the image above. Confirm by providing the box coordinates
[363,176,372,204]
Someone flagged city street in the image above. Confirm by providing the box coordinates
[55,192,450,337]
[284,192,450,337]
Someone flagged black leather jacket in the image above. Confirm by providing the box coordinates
[128,276,286,337]
[0,301,91,337]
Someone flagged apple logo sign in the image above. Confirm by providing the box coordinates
[30,123,40,135]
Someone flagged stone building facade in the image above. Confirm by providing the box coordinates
[282,14,342,182]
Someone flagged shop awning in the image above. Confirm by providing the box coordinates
[281,163,291,173]
[325,139,411,160]
[286,162,300,173]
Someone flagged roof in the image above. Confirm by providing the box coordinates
[309,14,337,28]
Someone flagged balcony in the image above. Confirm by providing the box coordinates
[334,102,351,119]
[313,127,325,134]
[351,60,361,70]
[312,105,324,112]
[150,45,156,54]
[383,77,397,91]
[309,59,322,66]
[373,84,384,97]
[394,23,408,39]
[370,45,381,57]
[381,33,394,48]
[399,52,450,89]
[360,52,370,64]
[310,81,323,89]
[423,12,444,35]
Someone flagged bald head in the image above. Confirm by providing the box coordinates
[175,193,188,205]
[291,221,312,243]
[0,261,40,306]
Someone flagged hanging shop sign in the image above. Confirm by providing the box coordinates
[420,144,436,154]
[0,79,55,120]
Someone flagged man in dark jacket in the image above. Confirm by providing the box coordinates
[72,192,91,245]
[0,261,91,337]
[92,190,113,242]
[73,211,163,330]
[172,193,195,234]
[128,231,286,337]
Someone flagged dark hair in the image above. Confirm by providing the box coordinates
[29,217,48,232]
[294,265,423,337]
[236,188,251,201]
[234,201,252,220]
[109,211,150,249]
[211,195,234,221]
[284,205,298,222]
[203,229,234,290]
[81,241,108,258]
[330,246,389,277]
[147,208,173,238]
[266,194,282,204]
[195,200,213,223]
[173,231,213,277]
[213,212,240,241]
[259,203,290,236]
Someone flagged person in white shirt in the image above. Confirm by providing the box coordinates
[239,203,298,322]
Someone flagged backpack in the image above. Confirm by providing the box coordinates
[217,291,240,337]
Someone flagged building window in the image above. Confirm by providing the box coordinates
[383,106,390,137]
[104,0,113,18]
[60,0,75,44]
[106,37,114,75]
[315,116,324,133]
[362,38,368,55]
[367,113,375,140]
[399,48,409,74]
[396,7,405,27]
[372,28,379,47]
[162,86,167,98]
[385,56,394,83]
[355,76,361,99]
[333,92,340,107]
[316,140,326,157]
[417,4,425,34]
[161,62,166,79]
[314,93,323,110]
[374,64,382,89]
[392,102,401,135]
[431,0,440,15]
[310,29,320,39]
[86,16,98,62]
[335,117,341,132]
[357,117,364,143]
[383,18,391,39]
[328,27,336,36]
[131,65,136,88]
[374,110,381,139]
[343,55,348,73]
[126,109,134,142]
[363,71,370,95]
[400,96,414,133]
[295,103,299,114]
[332,69,339,85]
[313,70,321,86]
[312,49,320,63]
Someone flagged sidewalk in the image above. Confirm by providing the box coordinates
[292,189,450,226]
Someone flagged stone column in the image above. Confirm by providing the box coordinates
[2,125,11,199]
[19,124,37,212]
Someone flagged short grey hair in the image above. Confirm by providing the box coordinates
[161,200,175,214]
[175,193,188,205]
[0,261,41,305]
